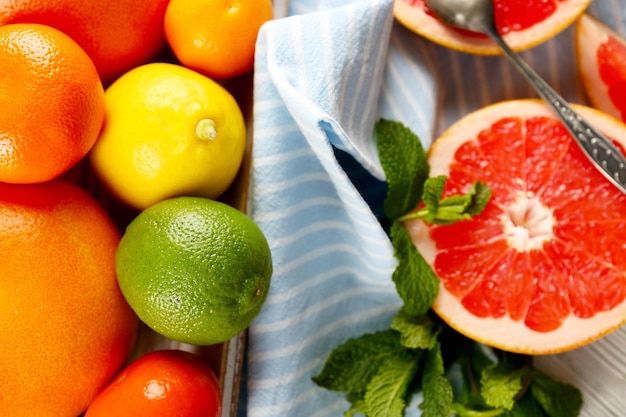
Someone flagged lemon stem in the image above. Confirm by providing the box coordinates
[196,119,217,141]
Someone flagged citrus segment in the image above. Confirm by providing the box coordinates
[0,180,138,416]
[405,99,626,354]
[577,13,626,122]
[0,23,104,184]
[393,0,592,54]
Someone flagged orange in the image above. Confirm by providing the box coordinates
[164,0,273,79]
[393,0,592,54]
[0,0,170,84]
[576,13,626,122]
[0,180,138,417]
[84,349,222,417]
[405,99,626,354]
[0,23,104,184]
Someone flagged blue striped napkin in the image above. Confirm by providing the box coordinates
[244,1,626,416]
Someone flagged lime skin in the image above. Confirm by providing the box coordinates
[116,196,272,346]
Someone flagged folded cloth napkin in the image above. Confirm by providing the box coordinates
[245,1,626,416]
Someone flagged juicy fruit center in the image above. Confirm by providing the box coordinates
[501,191,555,252]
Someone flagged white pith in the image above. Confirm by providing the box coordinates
[501,190,555,252]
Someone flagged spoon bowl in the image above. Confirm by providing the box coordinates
[424,0,626,195]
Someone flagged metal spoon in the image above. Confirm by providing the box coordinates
[424,0,626,195]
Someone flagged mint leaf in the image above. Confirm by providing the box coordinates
[420,342,453,417]
[420,176,446,222]
[390,220,439,316]
[391,308,440,350]
[376,119,429,220]
[364,351,422,417]
[530,370,582,417]
[504,389,548,417]
[463,181,491,216]
[312,330,407,396]
[344,399,368,417]
[480,363,528,410]
[401,179,491,225]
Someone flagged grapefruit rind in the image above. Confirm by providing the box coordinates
[576,13,623,120]
[405,99,626,354]
[393,0,592,55]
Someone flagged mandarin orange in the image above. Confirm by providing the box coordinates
[0,180,138,417]
[0,23,104,184]
[84,350,222,417]
[164,0,273,79]
[0,0,170,84]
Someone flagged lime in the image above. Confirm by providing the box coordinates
[115,196,272,346]
[89,62,247,210]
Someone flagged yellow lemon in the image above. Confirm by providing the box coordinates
[89,62,246,210]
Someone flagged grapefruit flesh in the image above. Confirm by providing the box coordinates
[405,99,626,354]
[394,0,592,54]
[577,13,626,122]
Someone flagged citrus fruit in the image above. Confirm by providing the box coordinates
[84,349,222,417]
[115,196,272,346]
[393,0,592,54]
[164,0,273,79]
[576,13,626,122]
[89,62,247,211]
[0,180,138,417]
[404,99,626,355]
[0,23,104,184]
[0,0,170,84]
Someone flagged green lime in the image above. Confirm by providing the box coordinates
[115,196,272,346]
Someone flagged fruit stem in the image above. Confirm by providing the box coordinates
[195,119,217,141]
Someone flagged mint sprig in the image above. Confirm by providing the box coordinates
[312,119,583,417]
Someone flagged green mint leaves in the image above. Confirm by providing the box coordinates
[312,119,583,417]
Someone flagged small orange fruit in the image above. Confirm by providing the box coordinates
[0,0,170,84]
[405,99,626,354]
[0,180,138,417]
[393,0,591,54]
[576,13,626,122]
[164,0,273,79]
[84,349,222,417]
[0,23,104,184]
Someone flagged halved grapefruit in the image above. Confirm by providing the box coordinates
[394,0,592,55]
[576,13,626,122]
[405,99,626,354]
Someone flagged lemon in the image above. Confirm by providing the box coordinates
[89,62,246,210]
[115,196,272,346]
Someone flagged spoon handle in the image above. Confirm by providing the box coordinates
[487,30,626,194]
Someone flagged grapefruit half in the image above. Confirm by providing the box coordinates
[394,0,592,55]
[405,99,626,354]
[576,13,626,122]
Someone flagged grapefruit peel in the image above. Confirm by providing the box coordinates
[405,99,626,355]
